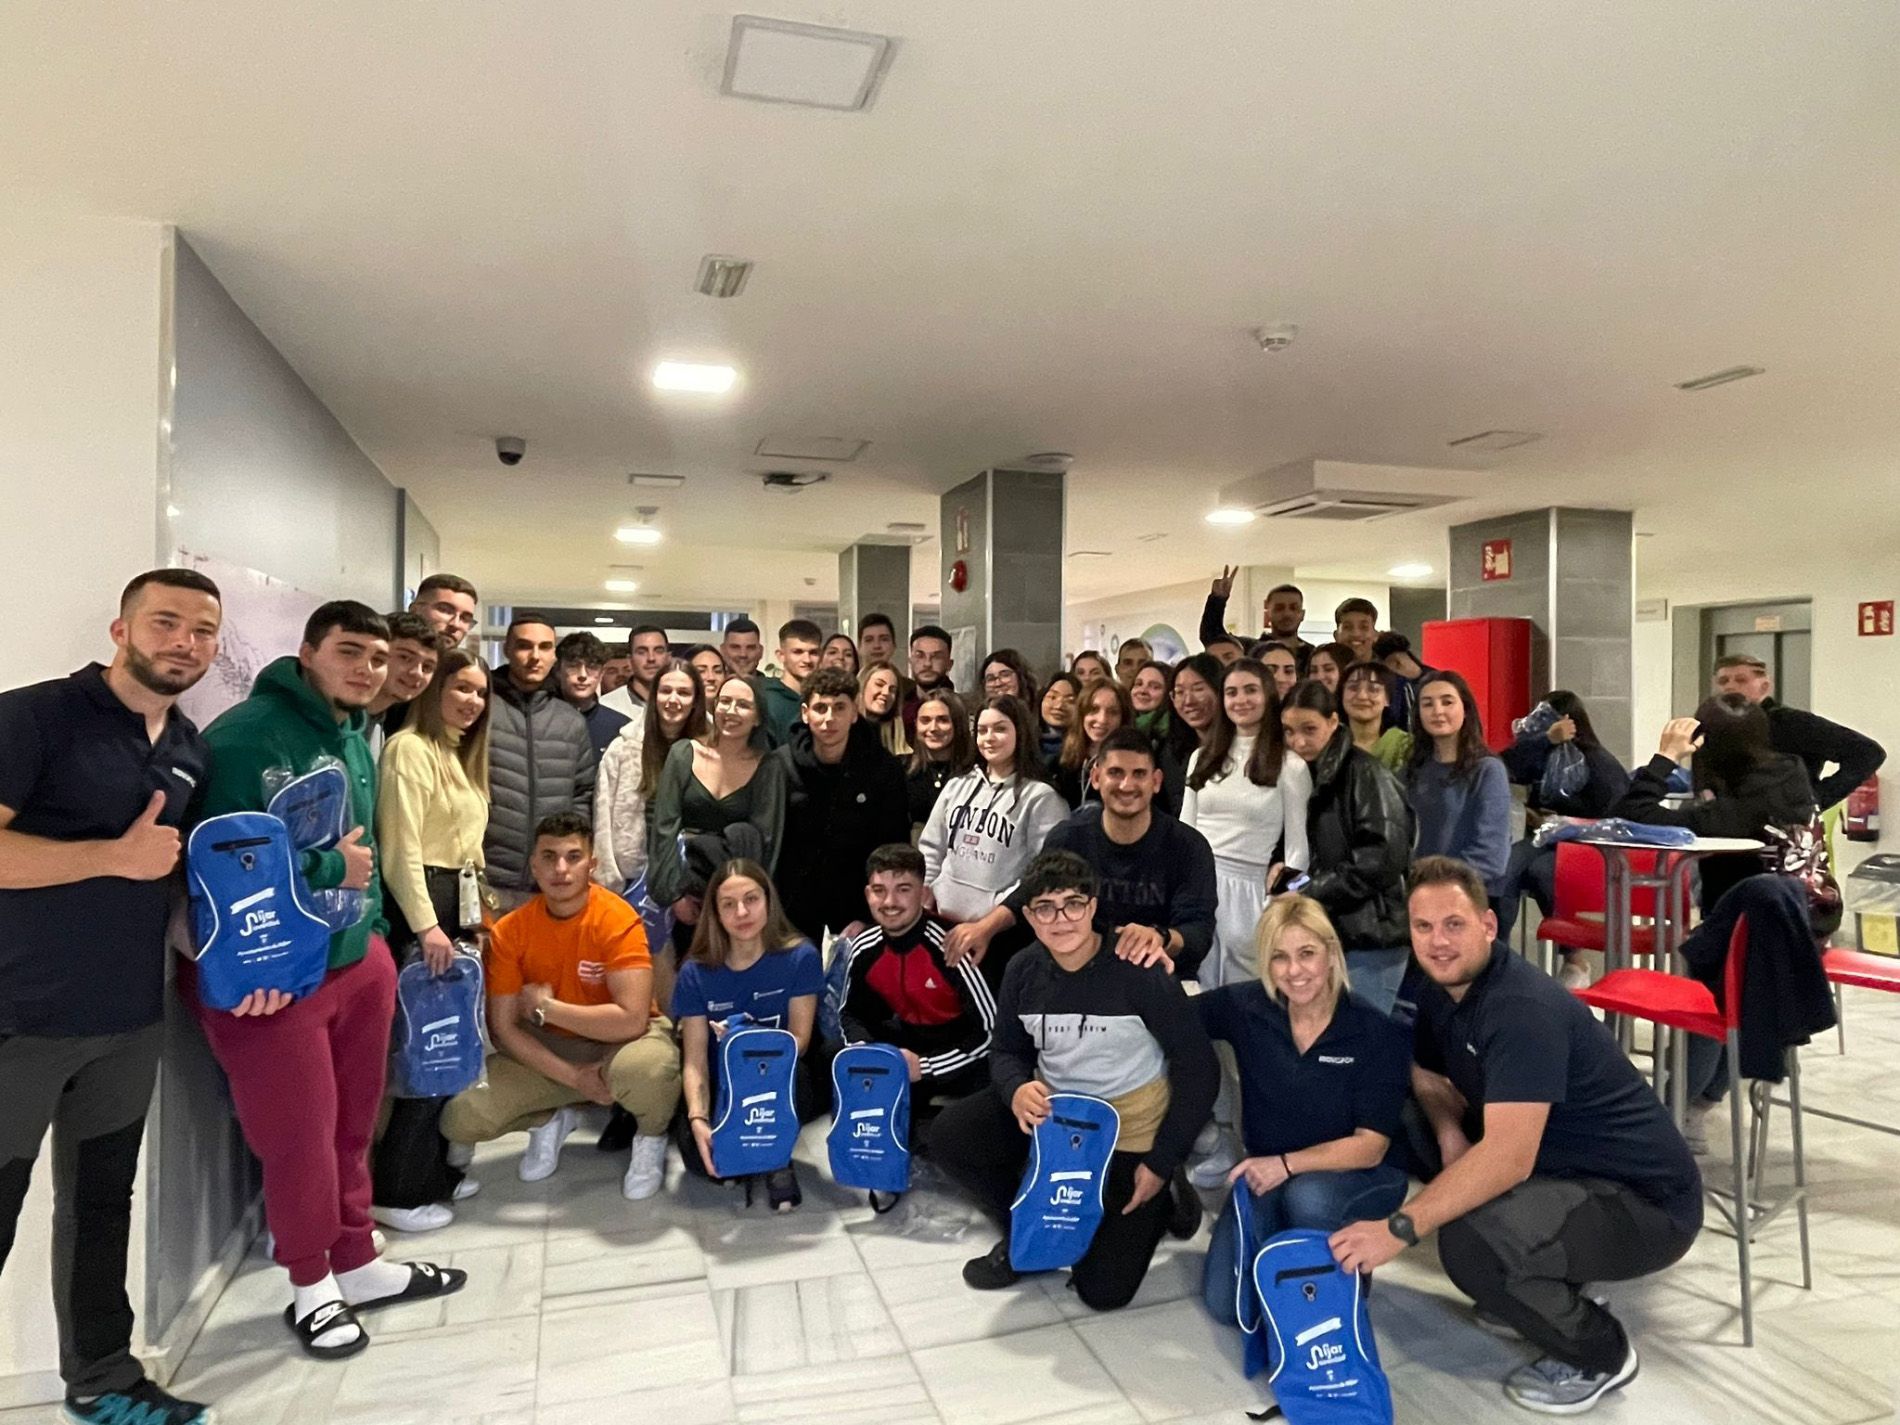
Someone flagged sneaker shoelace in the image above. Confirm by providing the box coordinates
[1530,1356,1591,1386]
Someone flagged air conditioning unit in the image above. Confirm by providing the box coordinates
[1218,459,1460,524]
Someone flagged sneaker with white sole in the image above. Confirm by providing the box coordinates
[370,1202,454,1233]
[1503,1341,1638,1414]
[622,1133,669,1200]
[1185,1127,1241,1190]
[1682,1099,1717,1157]
[519,1106,578,1182]
[451,1177,481,1202]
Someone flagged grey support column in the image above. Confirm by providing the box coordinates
[838,542,912,651]
[1448,507,1635,761]
[940,468,1066,688]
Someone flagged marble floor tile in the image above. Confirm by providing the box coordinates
[1071,1298,1262,1423]
[698,1208,867,1290]
[872,1256,1067,1352]
[537,1380,737,1425]
[1035,1238,1205,1321]
[541,1218,705,1299]
[324,1319,540,1424]
[714,1269,906,1376]
[910,1323,1140,1425]
[729,1354,939,1424]
[535,1277,727,1408]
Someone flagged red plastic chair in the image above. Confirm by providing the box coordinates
[1535,842,1662,956]
[1574,917,1811,1347]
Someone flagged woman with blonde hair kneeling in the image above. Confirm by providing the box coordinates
[1196,895,1411,1325]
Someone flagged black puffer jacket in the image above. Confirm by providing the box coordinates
[1304,727,1415,952]
[772,721,910,941]
[482,673,598,891]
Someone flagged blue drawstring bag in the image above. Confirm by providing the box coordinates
[1251,1229,1394,1425]
[266,764,366,935]
[390,950,486,1098]
[1009,1093,1119,1273]
[817,929,858,1043]
[710,1016,800,1178]
[1227,1183,1271,1378]
[186,813,332,1011]
[1581,819,1697,848]
[827,1043,911,1197]
[622,869,675,953]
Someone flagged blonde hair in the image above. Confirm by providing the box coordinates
[1254,894,1351,1008]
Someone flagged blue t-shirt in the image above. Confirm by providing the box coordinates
[671,940,825,1032]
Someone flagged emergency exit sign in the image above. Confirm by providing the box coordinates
[1481,539,1513,581]
[1860,601,1894,636]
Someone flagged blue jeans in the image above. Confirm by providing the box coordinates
[1346,947,1411,1019]
[1200,1165,1409,1326]
[1496,839,1558,940]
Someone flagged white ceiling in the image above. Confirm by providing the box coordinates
[3,2,1897,607]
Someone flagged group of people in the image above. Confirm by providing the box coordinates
[0,563,1879,1424]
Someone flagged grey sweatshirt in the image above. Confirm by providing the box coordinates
[918,769,1068,923]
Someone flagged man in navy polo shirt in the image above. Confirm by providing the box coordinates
[1330,857,1701,1417]
[0,568,222,1425]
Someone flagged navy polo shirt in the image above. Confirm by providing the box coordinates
[1414,943,1703,1237]
[0,664,208,1036]
[1196,981,1409,1158]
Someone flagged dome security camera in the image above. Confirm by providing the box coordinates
[496,436,526,466]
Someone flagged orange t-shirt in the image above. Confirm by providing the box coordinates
[487,885,653,1032]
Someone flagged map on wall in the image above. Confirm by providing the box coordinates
[171,549,323,728]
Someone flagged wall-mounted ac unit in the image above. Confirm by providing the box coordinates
[1219,459,1461,523]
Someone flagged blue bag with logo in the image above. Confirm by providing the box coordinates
[827,1042,911,1197]
[390,950,487,1098]
[1224,1183,1272,1378]
[186,812,332,1011]
[622,869,675,954]
[711,1016,800,1178]
[266,764,366,935]
[1250,1228,1394,1424]
[1009,1093,1119,1273]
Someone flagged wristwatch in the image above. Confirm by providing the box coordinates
[1386,1211,1419,1247]
[530,1003,547,1028]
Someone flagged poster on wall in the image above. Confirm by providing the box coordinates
[949,625,980,696]
[171,549,324,728]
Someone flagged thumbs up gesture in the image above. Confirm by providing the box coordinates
[115,792,181,880]
[336,826,374,890]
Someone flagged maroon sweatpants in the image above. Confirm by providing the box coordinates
[182,944,397,1287]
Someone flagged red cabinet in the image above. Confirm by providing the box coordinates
[1420,618,1533,752]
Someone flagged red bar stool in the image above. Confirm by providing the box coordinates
[1571,918,1811,1346]
[1536,841,1662,959]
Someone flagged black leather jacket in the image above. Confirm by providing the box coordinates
[1304,728,1415,951]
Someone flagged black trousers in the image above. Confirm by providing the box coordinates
[1437,1176,1699,1374]
[926,1084,1171,1312]
[0,1025,162,1397]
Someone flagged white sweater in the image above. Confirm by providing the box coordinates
[1180,733,1312,871]
[919,769,1069,924]
[592,706,649,892]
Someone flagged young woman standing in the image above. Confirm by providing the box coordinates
[595,662,705,894]
[820,634,861,679]
[1037,673,1081,764]
[978,649,1038,710]
[907,689,975,836]
[1069,650,1113,686]
[1129,660,1173,741]
[1053,679,1135,809]
[1340,661,1412,773]
[1306,642,1354,695]
[1156,653,1221,818]
[858,660,914,757]
[1406,670,1512,900]
[684,644,729,707]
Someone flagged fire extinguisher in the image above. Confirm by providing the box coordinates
[1845,777,1881,842]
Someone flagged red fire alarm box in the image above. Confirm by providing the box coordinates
[1420,617,1533,752]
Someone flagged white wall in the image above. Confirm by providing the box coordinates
[0,208,168,1402]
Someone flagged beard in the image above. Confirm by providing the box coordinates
[124,643,206,696]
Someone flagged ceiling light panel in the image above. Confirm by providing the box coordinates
[1204,508,1257,526]
[722,15,897,112]
[604,579,639,594]
[1446,429,1543,451]
[1388,562,1435,579]
[653,361,736,393]
[615,526,663,546]
[627,472,685,488]
[755,435,869,462]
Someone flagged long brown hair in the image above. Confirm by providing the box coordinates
[1189,657,1286,791]
[687,859,807,969]
[642,660,707,790]
[977,694,1046,781]
[907,688,976,777]
[1407,669,1493,781]
[858,660,912,756]
[1061,678,1134,771]
[410,649,491,787]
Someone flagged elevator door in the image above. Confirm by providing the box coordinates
[1704,602,1812,709]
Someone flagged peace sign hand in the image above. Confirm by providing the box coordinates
[1210,565,1238,599]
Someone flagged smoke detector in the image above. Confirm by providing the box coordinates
[1018,451,1075,473]
[761,471,829,492]
[1253,324,1299,353]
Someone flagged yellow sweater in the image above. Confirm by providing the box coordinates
[377,728,489,934]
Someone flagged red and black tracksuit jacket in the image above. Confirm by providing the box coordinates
[838,914,996,1082]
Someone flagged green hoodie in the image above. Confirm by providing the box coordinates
[199,655,386,970]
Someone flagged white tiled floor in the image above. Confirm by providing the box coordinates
[10,992,1900,1424]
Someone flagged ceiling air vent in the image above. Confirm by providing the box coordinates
[1218,459,1458,525]
[1446,429,1543,452]
[761,471,828,492]
[694,255,754,299]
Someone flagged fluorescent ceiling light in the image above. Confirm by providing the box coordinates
[593,616,614,625]
[603,578,639,594]
[1204,507,1257,526]
[1388,562,1435,580]
[615,526,663,546]
[628,472,686,488]
[722,15,897,112]
[653,361,736,393]
[1675,365,1765,392]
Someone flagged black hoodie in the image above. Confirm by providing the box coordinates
[772,720,910,940]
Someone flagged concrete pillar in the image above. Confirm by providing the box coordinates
[940,468,1065,689]
[837,542,912,652]
[1448,507,1635,760]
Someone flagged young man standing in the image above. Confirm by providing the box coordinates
[409,573,480,650]
[188,601,465,1361]
[554,631,631,755]
[366,610,442,757]
[1331,857,1701,1415]
[857,613,898,668]
[1333,598,1381,665]
[599,644,633,696]
[772,669,911,945]
[601,624,673,718]
[1711,652,1884,811]
[441,813,680,1200]
[1113,638,1152,687]
[901,624,955,735]
[485,614,597,913]
[840,845,998,1127]
[719,617,765,678]
[965,730,1217,983]
[930,850,1217,1310]
[761,618,824,747]
[0,569,222,1425]
[1199,568,1311,663]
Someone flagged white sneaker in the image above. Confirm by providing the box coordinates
[520,1107,578,1183]
[622,1133,669,1201]
[1558,958,1593,992]
[1682,1100,1717,1157]
[1186,1130,1241,1191]
[370,1202,455,1233]
[445,1140,474,1169]
[452,1177,482,1202]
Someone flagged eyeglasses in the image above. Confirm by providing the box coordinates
[1025,896,1091,925]
[983,672,1016,687]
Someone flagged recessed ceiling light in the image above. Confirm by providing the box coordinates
[1675,365,1765,392]
[1204,508,1257,526]
[721,15,897,112]
[615,525,664,546]
[1388,562,1435,580]
[604,578,639,594]
[593,616,614,625]
[653,361,736,393]
[695,255,754,299]
[627,472,686,488]
[1446,429,1543,451]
